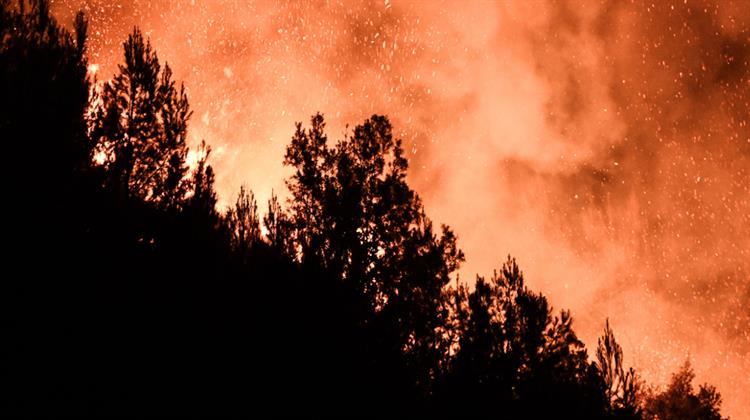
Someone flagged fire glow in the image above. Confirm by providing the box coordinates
[51,1,750,417]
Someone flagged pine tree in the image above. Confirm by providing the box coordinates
[442,256,607,417]
[1,0,90,193]
[644,360,725,420]
[91,27,191,208]
[184,140,218,223]
[595,319,642,418]
[263,190,294,258]
[225,185,260,258]
[284,113,464,392]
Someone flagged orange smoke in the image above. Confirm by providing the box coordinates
[51,0,750,417]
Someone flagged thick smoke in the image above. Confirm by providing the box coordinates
[51,0,750,417]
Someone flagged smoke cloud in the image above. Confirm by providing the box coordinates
[51,0,750,416]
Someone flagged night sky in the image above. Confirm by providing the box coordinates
[51,1,750,416]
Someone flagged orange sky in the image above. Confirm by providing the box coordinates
[52,1,750,416]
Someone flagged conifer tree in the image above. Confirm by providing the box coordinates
[644,360,725,420]
[225,185,260,257]
[263,191,294,258]
[1,0,90,193]
[443,257,606,417]
[91,27,191,208]
[596,319,642,418]
[284,113,464,391]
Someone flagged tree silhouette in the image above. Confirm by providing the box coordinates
[284,113,465,393]
[91,27,191,208]
[644,360,725,420]
[440,256,608,417]
[3,0,95,414]
[596,319,642,419]
[225,185,261,259]
[185,140,218,221]
[1,0,89,195]
[263,190,294,259]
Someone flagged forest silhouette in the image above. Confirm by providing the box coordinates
[1,1,729,417]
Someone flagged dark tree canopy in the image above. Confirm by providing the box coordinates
[1,2,729,418]
[644,360,726,420]
[225,185,261,259]
[440,256,608,417]
[91,27,192,208]
[284,113,465,390]
[263,190,294,258]
[0,0,89,194]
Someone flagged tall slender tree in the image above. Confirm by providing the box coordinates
[225,185,260,258]
[596,319,642,418]
[90,27,191,208]
[263,190,294,259]
[185,140,218,220]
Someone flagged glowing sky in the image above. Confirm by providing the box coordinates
[51,1,750,416]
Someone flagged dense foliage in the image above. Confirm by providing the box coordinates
[2,1,727,417]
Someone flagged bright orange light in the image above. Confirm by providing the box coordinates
[51,1,750,417]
